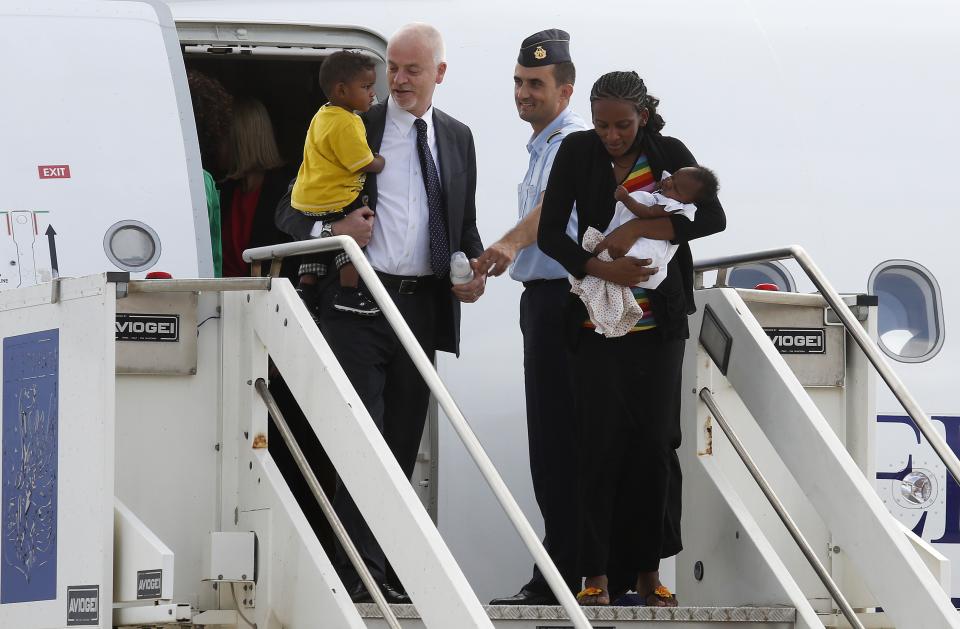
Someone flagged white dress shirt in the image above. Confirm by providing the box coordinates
[364,99,441,277]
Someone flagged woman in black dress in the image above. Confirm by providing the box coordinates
[538,71,726,606]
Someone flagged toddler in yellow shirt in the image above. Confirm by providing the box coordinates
[292,51,385,315]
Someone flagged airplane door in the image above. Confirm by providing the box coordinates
[0,0,211,284]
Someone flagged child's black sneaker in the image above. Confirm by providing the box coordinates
[296,282,322,322]
[333,287,380,316]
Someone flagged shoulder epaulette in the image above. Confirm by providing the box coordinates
[546,129,564,143]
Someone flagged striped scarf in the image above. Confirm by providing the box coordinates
[583,153,658,333]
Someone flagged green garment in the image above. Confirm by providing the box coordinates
[203,169,223,277]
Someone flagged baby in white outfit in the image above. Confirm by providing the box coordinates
[571,165,718,337]
[609,166,714,289]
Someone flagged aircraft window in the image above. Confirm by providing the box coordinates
[103,220,162,272]
[727,261,797,292]
[868,260,944,363]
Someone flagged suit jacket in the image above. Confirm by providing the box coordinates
[275,102,483,354]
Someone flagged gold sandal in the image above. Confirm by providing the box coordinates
[643,585,678,607]
[576,586,610,606]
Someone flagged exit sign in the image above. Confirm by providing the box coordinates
[38,164,71,179]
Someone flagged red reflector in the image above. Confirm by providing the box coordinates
[755,283,780,291]
[146,271,172,279]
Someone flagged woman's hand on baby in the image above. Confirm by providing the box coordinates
[614,185,630,204]
[609,257,657,286]
[588,256,657,286]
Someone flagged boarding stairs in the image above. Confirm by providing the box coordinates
[0,243,955,628]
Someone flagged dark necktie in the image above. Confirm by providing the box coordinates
[414,117,450,277]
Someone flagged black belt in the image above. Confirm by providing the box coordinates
[374,271,436,295]
[522,278,568,288]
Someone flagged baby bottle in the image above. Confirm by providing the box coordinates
[449,251,474,285]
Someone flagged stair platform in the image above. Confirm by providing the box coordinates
[357,603,796,627]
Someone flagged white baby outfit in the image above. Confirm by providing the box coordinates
[608,189,697,290]
[570,179,697,338]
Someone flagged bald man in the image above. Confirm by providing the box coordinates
[275,23,485,604]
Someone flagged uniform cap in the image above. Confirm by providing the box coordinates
[518,29,571,67]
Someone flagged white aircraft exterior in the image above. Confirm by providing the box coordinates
[2,0,959,618]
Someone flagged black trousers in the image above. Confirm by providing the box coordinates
[298,194,368,275]
[318,275,438,589]
[519,280,581,593]
[575,327,684,579]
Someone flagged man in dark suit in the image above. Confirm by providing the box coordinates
[275,22,485,603]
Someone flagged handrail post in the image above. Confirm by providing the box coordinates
[699,388,865,629]
[243,237,592,629]
[254,379,403,629]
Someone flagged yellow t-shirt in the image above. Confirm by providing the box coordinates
[291,104,375,215]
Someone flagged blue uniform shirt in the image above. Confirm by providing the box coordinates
[510,107,588,283]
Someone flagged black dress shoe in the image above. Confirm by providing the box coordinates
[347,581,373,603]
[380,582,411,604]
[488,587,557,605]
[348,581,411,604]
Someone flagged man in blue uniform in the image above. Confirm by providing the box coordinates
[479,29,587,605]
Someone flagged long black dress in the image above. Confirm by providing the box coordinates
[538,128,725,578]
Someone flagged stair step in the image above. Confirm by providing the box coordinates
[357,603,796,627]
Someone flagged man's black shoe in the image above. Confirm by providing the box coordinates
[379,583,411,604]
[488,587,557,606]
[346,581,372,603]
[348,581,411,604]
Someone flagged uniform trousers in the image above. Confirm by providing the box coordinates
[519,279,581,594]
[319,274,438,589]
[575,326,684,579]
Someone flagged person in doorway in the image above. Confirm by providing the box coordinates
[538,71,726,606]
[478,29,587,606]
[274,22,486,604]
[186,69,233,277]
[291,51,386,315]
[219,97,296,279]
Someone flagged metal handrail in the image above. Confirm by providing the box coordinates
[699,388,865,629]
[243,237,591,629]
[254,379,403,629]
[694,245,960,489]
